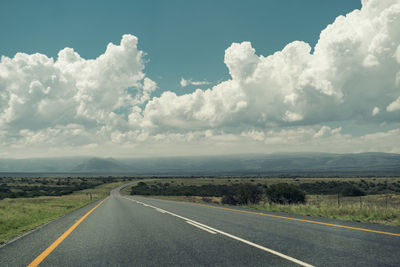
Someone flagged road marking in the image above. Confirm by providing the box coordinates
[155,208,167,213]
[27,197,108,267]
[137,197,400,237]
[123,197,314,267]
[186,221,217,234]
[182,202,400,237]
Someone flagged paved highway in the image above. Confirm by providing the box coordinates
[1,185,400,266]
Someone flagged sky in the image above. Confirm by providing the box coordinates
[0,0,399,158]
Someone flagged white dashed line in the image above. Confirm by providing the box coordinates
[186,221,217,234]
[123,196,314,267]
[155,208,167,213]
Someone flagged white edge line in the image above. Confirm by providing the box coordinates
[123,196,314,267]
[186,221,217,234]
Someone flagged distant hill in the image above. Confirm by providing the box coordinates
[118,152,400,176]
[72,158,128,172]
[0,152,399,176]
[0,157,84,173]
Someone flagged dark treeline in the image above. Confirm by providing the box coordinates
[131,182,236,197]
[130,182,306,205]
[129,179,400,205]
[0,177,135,200]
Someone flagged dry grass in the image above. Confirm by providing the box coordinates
[123,177,400,226]
[137,177,400,187]
[247,194,400,226]
[0,181,126,244]
[136,193,400,226]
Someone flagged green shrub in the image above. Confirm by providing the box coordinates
[341,185,365,196]
[235,183,263,204]
[221,194,238,205]
[266,183,306,204]
[137,181,148,187]
[201,197,212,203]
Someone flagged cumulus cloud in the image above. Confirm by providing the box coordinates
[387,96,400,112]
[1,0,400,157]
[372,107,380,116]
[241,130,265,141]
[0,34,156,148]
[180,77,211,88]
[283,111,304,122]
[139,0,400,132]
[313,126,342,138]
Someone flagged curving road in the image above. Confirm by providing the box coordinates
[1,185,400,266]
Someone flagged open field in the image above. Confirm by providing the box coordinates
[0,176,136,199]
[125,177,400,226]
[126,176,400,184]
[0,180,131,244]
[126,177,400,194]
[2,176,400,245]
[246,194,400,226]
[138,193,400,226]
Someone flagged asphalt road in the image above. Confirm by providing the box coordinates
[1,185,400,266]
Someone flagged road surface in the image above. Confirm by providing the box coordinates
[1,185,400,266]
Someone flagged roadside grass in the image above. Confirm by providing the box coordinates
[246,194,400,226]
[124,177,400,226]
[140,195,222,204]
[131,193,400,226]
[0,181,126,244]
[0,176,125,199]
[137,177,400,195]
[120,180,144,195]
[139,177,400,186]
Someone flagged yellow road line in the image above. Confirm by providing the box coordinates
[152,198,400,237]
[27,197,109,267]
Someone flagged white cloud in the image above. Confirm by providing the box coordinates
[372,106,380,116]
[180,77,210,88]
[141,81,247,130]
[1,0,400,157]
[0,34,156,149]
[387,96,400,112]
[139,0,400,133]
[241,130,265,141]
[283,111,303,122]
[180,78,188,87]
[395,45,400,63]
[314,126,342,138]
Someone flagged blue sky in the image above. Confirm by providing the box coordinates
[0,0,361,93]
[1,0,399,158]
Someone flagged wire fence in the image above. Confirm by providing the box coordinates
[306,194,400,210]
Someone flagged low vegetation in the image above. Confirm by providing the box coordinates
[1,176,399,244]
[265,183,306,204]
[0,176,131,199]
[131,182,265,205]
[246,194,400,226]
[0,177,135,244]
[297,180,400,195]
[129,177,400,226]
[128,177,400,194]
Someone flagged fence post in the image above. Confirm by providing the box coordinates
[360,196,362,209]
[385,194,388,210]
[337,191,340,208]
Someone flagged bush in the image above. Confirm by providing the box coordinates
[221,194,238,205]
[137,182,148,187]
[235,183,263,204]
[266,183,306,204]
[201,197,212,203]
[341,185,365,196]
